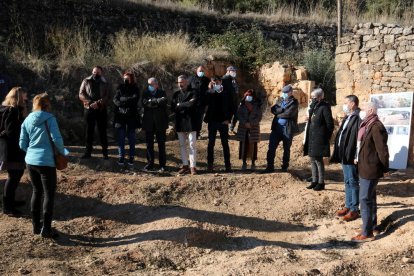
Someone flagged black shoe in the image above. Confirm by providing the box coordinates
[225,166,232,173]
[128,157,134,166]
[143,164,154,171]
[281,166,288,172]
[117,157,125,165]
[40,227,59,239]
[306,182,318,189]
[81,152,91,159]
[313,183,325,191]
[261,167,275,174]
[158,167,166,173]
[306,177,313,182]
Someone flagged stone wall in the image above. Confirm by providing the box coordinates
[335,22,414,166]
[0,0,337,52]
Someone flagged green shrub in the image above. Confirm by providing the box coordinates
[303,49,336,104]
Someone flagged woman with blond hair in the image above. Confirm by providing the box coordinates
[0,87,28,216]
[20,93,66,238]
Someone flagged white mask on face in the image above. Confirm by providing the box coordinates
[359,110,367,120]
[245,95,253,102]
[229,71,237,78]
[342,104,349,114]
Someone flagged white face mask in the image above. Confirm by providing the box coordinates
[245,95,253,102]
[342,104,349,114]
[229,71,237,78]
[359,111,367,120]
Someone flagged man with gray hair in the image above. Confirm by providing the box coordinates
[172,75,198,175]
[141,77,168,172]
[351,101,389,242]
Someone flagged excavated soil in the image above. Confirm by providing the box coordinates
[1,112,414,275]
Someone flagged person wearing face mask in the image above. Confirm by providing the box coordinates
[222,66,239,135]
[263,85,298,173]
[303,88,334,191]
[351,101,389,243]
[79,66,111,159]
[235,89,262,171]
[331,95,361,222]
[141,77,168,172]
[172,75,198,175]
[113,72,140,166]
[189,65,210,139]
[204,76,233,172]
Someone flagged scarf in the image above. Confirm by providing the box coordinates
[357,113,379,142]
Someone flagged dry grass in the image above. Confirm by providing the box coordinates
[9,48,52,77]
[110,31,207,70]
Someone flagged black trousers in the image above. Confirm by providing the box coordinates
[207,122,231,168]
[27,165,57,222]
[145,130,166,167]
[4,169,24,202]
[84,108,108,155]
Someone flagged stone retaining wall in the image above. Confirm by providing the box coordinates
[335,23,414,166]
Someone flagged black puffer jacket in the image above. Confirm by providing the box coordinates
[113,83,140,128]
[0,105,26,163]
[304,100,334,157]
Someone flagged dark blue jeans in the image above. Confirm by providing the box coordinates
[207,122,231,168]
[359,177,378,236]
[117,123,136,159]
[342,164,359,212]
[266,125,292,169]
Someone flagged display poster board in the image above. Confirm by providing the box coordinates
[370,92,413,169]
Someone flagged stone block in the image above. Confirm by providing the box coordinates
[336,45,350,54]
[365,40,380,48]
[390,66,403,72]
[374,72,382,80]
[384,50,397,62]
[406,72,414,78]
[336,53,353,63]
[403,27,413,35]
[390,27,404,35]
[389,82,403,87]
[381,86,391,92]
[357,28,373,35]
[336,70,354,89]
[296,80,315,97]
[295,67,308,80]
[368,51,384,63]
[383,35,395,44]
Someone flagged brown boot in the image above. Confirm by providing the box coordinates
[190,167,197,175]
[343,211,360,222]
[336,207,350,217]
[178,165,190,175]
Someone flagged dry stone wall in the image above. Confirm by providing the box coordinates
[335,23,414,165]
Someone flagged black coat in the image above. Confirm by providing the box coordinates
[331,109,361,164]
[171,88,198,132]
[113,83,140,128]
[189,75,210,108]
[271,96,299,138]
[304,100,334,157]
[0,105,26,163]
[204,87,233,123]
[141,88,168,132]
[222,75,239,114]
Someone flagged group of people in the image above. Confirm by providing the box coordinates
[0,64,390,243]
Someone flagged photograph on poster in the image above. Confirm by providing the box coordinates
[371,93,412,108]
[385,126,394,135]
[377,108,410,125]
[370,91,413,169]
[397,126,409,135]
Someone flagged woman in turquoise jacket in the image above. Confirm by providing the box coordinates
[19,93,66,239]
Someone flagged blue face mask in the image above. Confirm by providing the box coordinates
[148,85,155,92]
[214,84,223,93]
[281,93,288,100]
[197,71,205,78]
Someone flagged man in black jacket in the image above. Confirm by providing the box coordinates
[141,77,168,172]
[263,85,298,173]
[331,95,361,222]
[204,76,233,172]
[189,65,210,139]
[172,75,198,175]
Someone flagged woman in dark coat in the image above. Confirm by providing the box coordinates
[113,72,140,166]
[0,87,28,216]
[235,89,262,171]
[303,88,334,191]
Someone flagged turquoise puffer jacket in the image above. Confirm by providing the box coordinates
[19,111,65,167]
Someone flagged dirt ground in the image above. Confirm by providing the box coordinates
[1,111,414,276]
